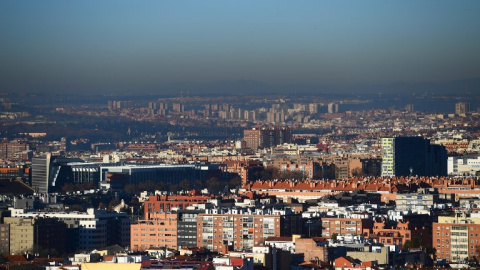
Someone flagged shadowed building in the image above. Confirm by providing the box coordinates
[381,137,447,177]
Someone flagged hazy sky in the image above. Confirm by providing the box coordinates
[1,1,479,94]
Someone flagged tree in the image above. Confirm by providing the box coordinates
[229,176,242,188]
[351,167,365,177]
[331,233,338,241]
[206,177,222,194]
[98,202,107,210]
[124,184,136,195]
[108,198,120,211]
[62,183,75,193]
[411,236,424,248]
[69,204,84,212]
[194,179,204,190]
[178,179,191,191]
[403,240,412,250]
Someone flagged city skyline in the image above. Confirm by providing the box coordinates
[1,1,480,95]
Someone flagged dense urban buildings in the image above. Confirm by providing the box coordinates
[1,92,480,269]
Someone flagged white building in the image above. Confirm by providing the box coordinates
[448,156,480,175]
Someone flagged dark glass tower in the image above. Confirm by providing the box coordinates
[382,137,447,177]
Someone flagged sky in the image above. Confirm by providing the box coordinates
[1,1,479,94]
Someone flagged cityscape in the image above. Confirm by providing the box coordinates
[0,92,479,269]
[1,1,480,270]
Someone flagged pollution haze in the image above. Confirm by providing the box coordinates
[1,1,480,95]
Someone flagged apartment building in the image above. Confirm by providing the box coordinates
[143,192,210,219]
[321,216,373,239]
[371,214,431,248]
[11,208,130,252]
[197,208,301,253]
[4,217,66,255]
[131,212,178,251]
[433,213,480,263]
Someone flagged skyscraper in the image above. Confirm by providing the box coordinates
[31,153,51,194]
[381,137,447,177]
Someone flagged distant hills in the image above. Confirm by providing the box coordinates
[151,77,480,96]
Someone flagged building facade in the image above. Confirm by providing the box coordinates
[433,214,480,263]
[243,126,292,150]
[11,208,130,252]
[381,137,447,177]
[131,213,178,251]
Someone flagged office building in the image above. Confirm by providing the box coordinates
[381,137,447,177]
[31,154,85,193]
[31,153,51,194]
[448,155,480,175]
[100,164,225,189]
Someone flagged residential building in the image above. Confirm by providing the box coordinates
[433,213,480,263]
[131,213,178,251]
[455,102,470,115]
[11,208,130,252]
[321,216,373,239]
[0,224,9,254]
[371,214,431,248]
[4,217,66,255]
[197,209,301,253]
[243,126,292,150]
[223,160,264,185]
[143,192,209,220]
[177,209,205,249]
[0,141,30,160]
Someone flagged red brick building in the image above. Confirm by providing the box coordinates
[321,216,373,238]
[143,192,210,219]
[197,211,301,253]
[131,213,178,251]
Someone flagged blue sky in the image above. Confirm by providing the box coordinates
[1,1,479,94]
